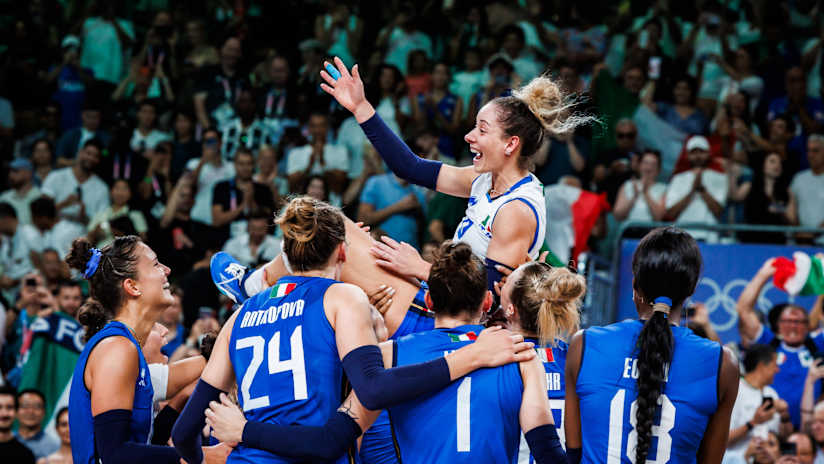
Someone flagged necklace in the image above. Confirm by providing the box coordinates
[114,319,143,345]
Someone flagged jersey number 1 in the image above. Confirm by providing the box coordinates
[607,389,675,463]
[236,326,308,412]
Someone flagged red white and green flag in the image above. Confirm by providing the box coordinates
[448,332,477,342]
[773,252,824,296]
[535,347,554,363]
[270,282,297,298]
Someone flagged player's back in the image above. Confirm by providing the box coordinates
[517,339,567,463]
[228,276,351,464]
[577,320,721,464]
[390,325,523,464]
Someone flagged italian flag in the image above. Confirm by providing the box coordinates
[449,332,477,342]
[270,282,297,298]
[773,252,824,296]
[535,347,554,363]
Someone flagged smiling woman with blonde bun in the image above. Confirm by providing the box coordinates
[320,57,593,290]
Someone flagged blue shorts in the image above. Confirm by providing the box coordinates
[360,285,434,464]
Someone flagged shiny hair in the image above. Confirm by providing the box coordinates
[275,196,344,271]
[427,242,487,317]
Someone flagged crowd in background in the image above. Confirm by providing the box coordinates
[1,1,824,463]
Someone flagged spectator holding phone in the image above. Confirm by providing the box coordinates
[782,432,817,464]
[727,344,793,461]
[800,356,824,443]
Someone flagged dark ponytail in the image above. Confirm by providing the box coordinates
[66,236,142,341]
[631,227,702,463]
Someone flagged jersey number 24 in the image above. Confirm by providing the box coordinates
[236,325,308,411]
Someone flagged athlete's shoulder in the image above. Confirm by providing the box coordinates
[587,319,639,338]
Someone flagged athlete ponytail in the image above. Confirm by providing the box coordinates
[276,196,345,272]
[509,262,584,346]
[631,227,701,463]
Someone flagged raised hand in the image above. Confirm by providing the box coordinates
[319,57,374,122]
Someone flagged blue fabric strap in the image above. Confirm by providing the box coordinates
[93,409,180,463]
[242,411,361,460]
[485,257,514,292]
[524,424,567,464]
[566,447,582,464]
[359,113,443,190]
[341,344,451,410]
[171,380,224,463]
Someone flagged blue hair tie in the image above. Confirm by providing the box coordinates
[652,296,672,316]
[84,248,103,279]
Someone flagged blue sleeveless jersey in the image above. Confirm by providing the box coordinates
[69,321,154,464]
[755,325,824,429]
[228,276,352,464]
[360,285,434,464]
[390,325,523,464]
[577,320,721,464]
[517,339,568,464]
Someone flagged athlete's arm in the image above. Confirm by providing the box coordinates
[319,57,477,197]
[329,283,535,410]
[172,311,238,463]
[520,356,567,463]
[697,347,740,464]
[736,259,775,345]
[86,337,181,463]
[563,331,585,463]
[486,200,537,289]
[165,355,206,399]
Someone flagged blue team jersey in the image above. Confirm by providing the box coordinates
[228,276,353,464]
[69,321,154,464]
[360,285,434,464]
[517,339,568,464]
[755,325,824,429]
[577,320,721,464]
[390,325,523,464]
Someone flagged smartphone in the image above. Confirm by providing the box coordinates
[648,56,662,80]
[761,397,774,410]
[814,352,824,366]
[780,441,797,455]
[25,278,38,287]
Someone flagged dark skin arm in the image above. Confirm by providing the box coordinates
[697,347,739,463]
[563,330,584,451]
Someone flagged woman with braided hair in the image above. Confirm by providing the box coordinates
[564,227,739,463]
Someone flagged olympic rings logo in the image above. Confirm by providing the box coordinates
[692,277,777,332]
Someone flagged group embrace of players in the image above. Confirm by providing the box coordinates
[64,58,738,464]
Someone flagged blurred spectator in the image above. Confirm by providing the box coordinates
[129,100,171,153]
[285,112,348,200]
[193,36,245,129]
[0,204,39,296]
[785,432,816,464]
[30,140,55,187]
[802,23,824,100]
[79,3,135,86]
[612,149,666,225]
[38,407,71,464]
[643,75,709,135]
[544,176,611,264]
[182,19,218,70]
[665,135,728,241]
[727,344,791,460]
[412,126,456,166]
[87,179,148,247]
[222,209,281,268]
[186,128,234,226]
[590,62,644,156]
[466,54,516,128]
[411,63,462,161]
[304,176,330,203]
[377,4,432,75]
[44,36,94,131]
[533,127,589,187]
[37,250,70,295]
[14,104,60,162]
[212,149,276,239]
[314,3,363,68]
[743,153,790,243]
[54,103,110,166]
[723,142,753,224]
[450,48,486,114]
[366,64,411,136]
[0,386,35,464]
[715,45,764,113]
[787,135,824,240]
[253,144,288,200]
[405,50,432,101]
[28,199,59,272]
[425,192,467,244]
[219,89,269,162]
[593,119,639,205]
[742,431,781,464]
[170,110,201,182]
[358,173,427,250]
[136,141,174,221]
[801,358,824,450]
[0,159,41,225]
[738,258,824,429]
[15,389,59,459]
[499,24,544,83]
[41,139,110,257]
[259,56,299,149]
[768,67,824,145]
[158,289,185,359]
[295,39,333,118]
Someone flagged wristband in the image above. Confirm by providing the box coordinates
[745,421,754,431]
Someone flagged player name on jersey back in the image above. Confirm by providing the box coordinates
[239,299,305,328]
[622,357,670,381]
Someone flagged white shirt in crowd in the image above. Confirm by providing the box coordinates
[186,158,235,225]
[222,234,281,268]
[0,186,41,225]
[0,224,41,280]
[790,169,824,230]
[544,183,580,264]
[665,169,728,241]
[618,180,667,223]
[286,143,349,177]
[41,167,110,222]
[130,129,171,153]
[723,379,781,463]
